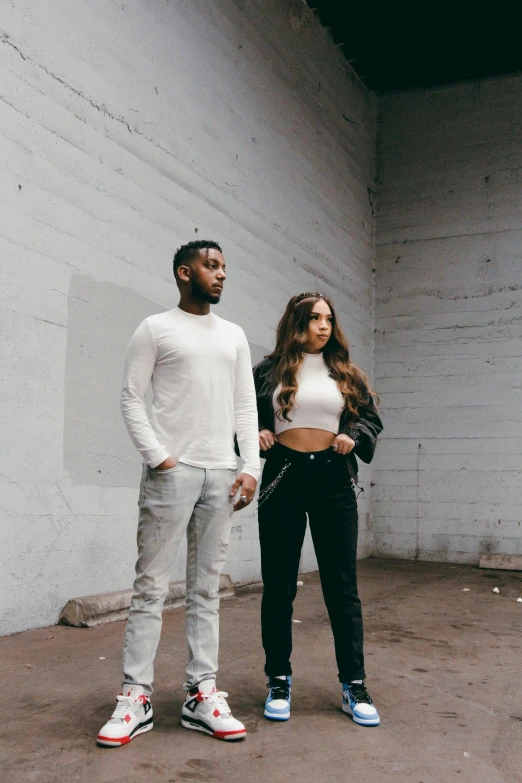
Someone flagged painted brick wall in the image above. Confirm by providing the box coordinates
[0,0,376,634]
[374,76,522,563]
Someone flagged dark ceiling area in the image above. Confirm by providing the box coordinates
[306,1,522,93]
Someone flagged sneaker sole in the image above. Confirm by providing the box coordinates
[264,708,290,721]
[342,702,380,727]
[97,720,153,747]
[181,717,246,741]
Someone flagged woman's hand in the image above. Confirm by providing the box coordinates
[259,429,277,451]
[331,434,355,455]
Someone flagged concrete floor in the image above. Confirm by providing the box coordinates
[2,559,522,783]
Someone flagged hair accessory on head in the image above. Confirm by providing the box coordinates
[295,292,324,304]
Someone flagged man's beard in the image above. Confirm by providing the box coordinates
[191,280,221,304]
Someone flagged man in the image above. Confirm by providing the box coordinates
[97,240,260,746]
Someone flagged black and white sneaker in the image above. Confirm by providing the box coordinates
[181,682,246,741]
[97,685,153,747]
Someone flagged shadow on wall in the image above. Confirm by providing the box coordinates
[64,274,269,488]
[64,274,163,487]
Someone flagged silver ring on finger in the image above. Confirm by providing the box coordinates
[240,495,248,503]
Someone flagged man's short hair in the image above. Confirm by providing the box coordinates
[173,240,222,279]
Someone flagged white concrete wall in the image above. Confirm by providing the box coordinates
[0,0,377,634]
[374,75,522,563]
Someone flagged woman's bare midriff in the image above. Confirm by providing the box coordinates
[276,428,336,453]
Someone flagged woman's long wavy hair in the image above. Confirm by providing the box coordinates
[267,293,378,424]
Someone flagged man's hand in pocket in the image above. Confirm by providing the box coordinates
[154,456,178,471]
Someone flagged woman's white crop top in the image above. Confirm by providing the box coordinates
[273,352,344,435]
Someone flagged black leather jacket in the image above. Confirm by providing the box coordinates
[252,356,383,481]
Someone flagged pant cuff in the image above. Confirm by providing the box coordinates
[265,665,293,677]
[182,675,216,691]
[338,670,366,683]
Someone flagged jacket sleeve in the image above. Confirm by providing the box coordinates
[253,359,274,432]
[340,395,383,464]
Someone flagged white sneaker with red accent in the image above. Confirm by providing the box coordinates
[181,682,246,741]
[97,685,153,747]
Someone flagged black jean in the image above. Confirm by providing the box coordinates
[258,442,365,683]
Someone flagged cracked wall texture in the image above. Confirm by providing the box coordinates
[0,0,377,633]
[374,76,522,563]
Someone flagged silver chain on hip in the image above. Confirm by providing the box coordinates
[347,460,363,498]
[257,461,291,508]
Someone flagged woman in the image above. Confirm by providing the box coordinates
[253,292,383,727]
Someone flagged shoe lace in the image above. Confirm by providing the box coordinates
[268,679,290,701]
[110,695,133,721]
[347,682,373,705]
[206,689,231,717]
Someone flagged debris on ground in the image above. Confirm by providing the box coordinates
[296,581,304,586]
[292,619,302,624]
[517,598,522,603]
[462,588,470,592]
[492,587,500,594]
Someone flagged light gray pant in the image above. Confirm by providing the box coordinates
[122,462,235,695]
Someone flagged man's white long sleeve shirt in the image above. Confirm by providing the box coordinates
[121,307,260,480]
